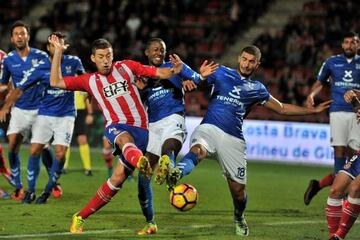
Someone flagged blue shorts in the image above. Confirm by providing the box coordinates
[340,154,360,179]
[104,124,148,170]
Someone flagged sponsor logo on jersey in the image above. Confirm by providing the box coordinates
[103,81,129,99]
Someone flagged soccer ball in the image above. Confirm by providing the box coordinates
[170,183,198,211]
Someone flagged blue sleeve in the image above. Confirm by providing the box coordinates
[76,57,86,75]
[317,59,331,83]
[206,70,217,85]
[258,83,271,104]
[179,63,201,84]
[0,59,10,84]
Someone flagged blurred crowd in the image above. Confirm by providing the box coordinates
[0,0,358,124]
[250,0,359,122]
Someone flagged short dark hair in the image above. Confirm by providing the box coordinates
[11,20,30,36]
[240,45,261,61]
[91,38,112,54]
[47,32,66,44]
[342,31,359,42]
[145,38,165,50]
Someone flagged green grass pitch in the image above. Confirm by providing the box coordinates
[0,146,359,239]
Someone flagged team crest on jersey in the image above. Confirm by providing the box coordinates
[31,59,38,66]
[246,82,255,90]
[108,127,120,135]
[343,154,358,170]
[103,81,129,99]
[342,70,353,82]
[229,85,242,99]
[65,65,72,74]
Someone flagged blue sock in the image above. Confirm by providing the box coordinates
[137,173,154,223]
[27,155,41,193]
[41,148,54,178]
[8,152,22,189]
[44,160,65,193]
[334,157,346,174]
[177,151,198,178]
[167,152,176,168]
[234,193,247,221]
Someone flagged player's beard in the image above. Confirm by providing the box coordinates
[343,49,356,59]
[15,42,27,51]
[238,67,254,78]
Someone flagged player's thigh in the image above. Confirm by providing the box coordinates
[31,116,54,145]
[189,124,217,154]
[146,120,163,156]
[105,123,149,155]
[339,154,360,181]
[162,114,187,144]
[52,116,75,147]
[7,107,37,137]
[347,113,360,150]
[216,132,247,185]
[329,112,352,147]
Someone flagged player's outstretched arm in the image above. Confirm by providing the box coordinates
[155,54,183,79]
[0,88,23,122]
[264,96,332,115]
[49,35,67,89]
[306,81,323,108]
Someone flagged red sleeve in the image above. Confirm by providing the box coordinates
[122,60,157,78]
[63,73,90,92]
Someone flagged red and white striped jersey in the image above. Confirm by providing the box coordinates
[0,49,6,71]
[64,60,157,129]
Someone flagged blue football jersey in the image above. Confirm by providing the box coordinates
[317,54,360,112]
[141,61,202,123]
[0,48,48,110]
[18,55,85,117]
[202,65,270,140]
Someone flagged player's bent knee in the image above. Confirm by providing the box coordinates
[329,186,345,198]
[190,144,207,159]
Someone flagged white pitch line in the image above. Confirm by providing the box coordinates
[0,220,358,239]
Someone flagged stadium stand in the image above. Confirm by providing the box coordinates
[0,0,358,124]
